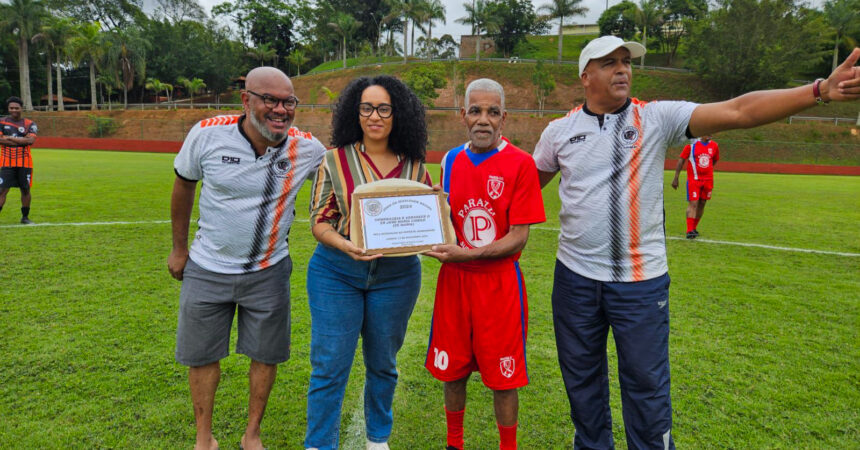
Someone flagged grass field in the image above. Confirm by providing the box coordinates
[1,149,858,448]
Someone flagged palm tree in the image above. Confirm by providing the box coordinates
[408,0,428,58]
[287,50,309,76]
[177,76,206,107]
[1,0,48,110]
[31,18,62,111]
[538,0,589,62]
[389,0,418,61]
[145,77,173,106]
[625,0,662,68]
[456,0,498,62]
[69,22,107,110]
[97,71,120,110]
[106,27,149,109]
[328,13,362,69]
[381,0,406,57]
[421,0,446,60]
[34,17,77,111]
[247,43,276,67]
[824,0,860,72]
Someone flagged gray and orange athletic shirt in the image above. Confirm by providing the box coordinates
[533,98,697,282]
[174,115,326,274]
[1,117,38,168]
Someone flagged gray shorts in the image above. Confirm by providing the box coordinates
[175,256,292,366]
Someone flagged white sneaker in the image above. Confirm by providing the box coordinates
[366,440,390,450]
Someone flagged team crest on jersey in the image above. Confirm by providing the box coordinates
[620,126,639,144]
[274,158,292,178]
[18,126,25,134]
[487,175,504,200]
[697,154,710,168]
[499,356,515,378]
[462,206,497,248]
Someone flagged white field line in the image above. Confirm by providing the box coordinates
[2,220,856,258]
[530,225,860,257]
[0,219,170,228]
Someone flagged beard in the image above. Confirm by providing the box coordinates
[249,111,287,143]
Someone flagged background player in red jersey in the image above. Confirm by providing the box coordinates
[671,135,720,239]
[424,78,546,450]
[0,96,38,224]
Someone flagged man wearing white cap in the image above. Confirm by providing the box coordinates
[533,35,860,449]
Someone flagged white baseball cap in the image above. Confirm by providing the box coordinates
[578,35,646,77]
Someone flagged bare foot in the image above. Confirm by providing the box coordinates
[194,435,218,450]
[240,432,264,450]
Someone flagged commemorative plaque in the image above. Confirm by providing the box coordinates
[350,179,456,256]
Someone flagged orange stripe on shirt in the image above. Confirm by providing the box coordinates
[259,138,300,269]
[627,106,645,281]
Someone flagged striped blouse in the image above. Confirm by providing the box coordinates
[310,142,432,237]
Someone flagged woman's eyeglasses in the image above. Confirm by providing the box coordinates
[358,102,393,118]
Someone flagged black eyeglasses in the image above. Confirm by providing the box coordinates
[247,90,299,110]
[358,102,393,118]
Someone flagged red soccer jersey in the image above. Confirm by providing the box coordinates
[680,139,719,181]
[441,137,546,269]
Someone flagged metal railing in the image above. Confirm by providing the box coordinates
[788,115,859,126]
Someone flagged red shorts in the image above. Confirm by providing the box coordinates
[687,178,713,201]
[425,261,529,390]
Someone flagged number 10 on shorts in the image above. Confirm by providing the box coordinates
[432,347,448,370]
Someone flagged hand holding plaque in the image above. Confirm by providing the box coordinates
[350,179,456,256]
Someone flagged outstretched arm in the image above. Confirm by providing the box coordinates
[425,224,531,263]
[689,48,860,137]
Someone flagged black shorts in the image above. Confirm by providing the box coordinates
[0,167,32,192]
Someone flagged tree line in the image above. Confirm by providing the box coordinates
[0,0,857,111]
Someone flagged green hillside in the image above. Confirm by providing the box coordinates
[294,60,860,118]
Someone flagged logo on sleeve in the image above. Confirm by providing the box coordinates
[487,175,504,200]
[221,156,241,164]
[500,356,515,378]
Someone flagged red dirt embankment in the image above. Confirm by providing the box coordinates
[28,109,860,175]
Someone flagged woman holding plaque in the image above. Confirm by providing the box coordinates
[304,75,431,450]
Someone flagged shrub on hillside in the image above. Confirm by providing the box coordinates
[88,115,120,138]
[403,65,448,107]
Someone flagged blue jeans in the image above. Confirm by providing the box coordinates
[304,243,421,449]
[552,260,673,450]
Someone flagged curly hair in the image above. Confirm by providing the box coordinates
[330,75,427,162]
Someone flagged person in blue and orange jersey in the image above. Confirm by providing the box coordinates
[0,96,38,224]
[672,135,720,239]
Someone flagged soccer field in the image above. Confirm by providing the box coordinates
[1,149,858,448]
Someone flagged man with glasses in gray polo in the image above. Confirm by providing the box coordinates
[168,67,325,450]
